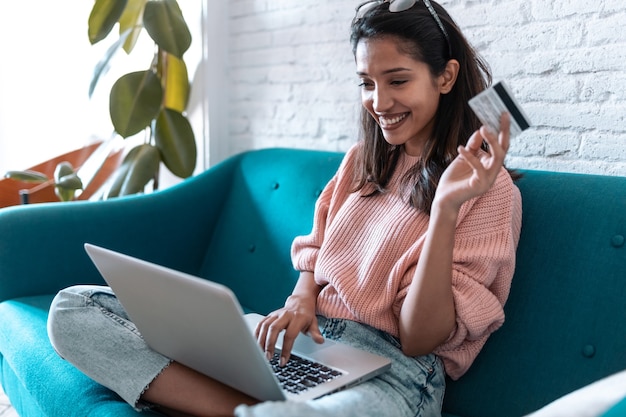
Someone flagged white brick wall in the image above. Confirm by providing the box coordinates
[226,0,626,176]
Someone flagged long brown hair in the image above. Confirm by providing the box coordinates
[350,1,492,213]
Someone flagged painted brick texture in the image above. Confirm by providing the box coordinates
[228,0,626,176]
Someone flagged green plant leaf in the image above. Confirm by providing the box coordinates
[89,28,132,98]
[155,109,196,178]
[160,52,189,112]
[110,70,163,138]
[52,163,82,202]
[4,170,48,183]
[107,144,161,197]
[56,173,83,191]
[88,0,129,45]
[55,187,76,202]
[119,0,147,53]
[54,162,75,183]
[55,174,84,201]
[143,0,191,58]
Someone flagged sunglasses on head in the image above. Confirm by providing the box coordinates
[355,0,452,57]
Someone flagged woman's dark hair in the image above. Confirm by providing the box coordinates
[350,1,493,213]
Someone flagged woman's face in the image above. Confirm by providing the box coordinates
[356,36,445,156]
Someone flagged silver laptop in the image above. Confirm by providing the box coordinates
[84,243,391,402]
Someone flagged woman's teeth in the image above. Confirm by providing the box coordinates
[379,113,407,126]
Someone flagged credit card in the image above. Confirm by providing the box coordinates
[468,81,532,138]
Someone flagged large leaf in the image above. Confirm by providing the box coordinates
[155,109,196,178]
[159,52,189,112]
[4,170,48,183]
[55,174,83,190]
[107,144,161,197]
[89,29,132,98]
[118,0,147,53]
[88,0,128,44]
[55,173,84,202]
[53,162,75,182]
[143,0,191,58]
[109,70,163,138]
[53,162,83,202]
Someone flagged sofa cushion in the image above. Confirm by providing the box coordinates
[0,295,160,417]
[524,369,626,417]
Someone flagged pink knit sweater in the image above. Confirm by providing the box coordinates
[291,143,522,380]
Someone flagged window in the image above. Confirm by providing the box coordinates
[0,1,212,182]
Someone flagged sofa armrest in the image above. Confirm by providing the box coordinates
[523,369,626,417]
[0,153,242,302]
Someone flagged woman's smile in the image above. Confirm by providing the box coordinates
[377,112,409,129]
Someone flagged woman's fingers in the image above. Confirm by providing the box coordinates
[453,112,511,191]
[255,310,322,366]
[465,128,485,153]
[256,313,289,358]
[456,143,484,173]
[480,112,510,162]
[436,112,512,208]
[279,315,323,367]
[498,112,511,153]
[255,314,278,358]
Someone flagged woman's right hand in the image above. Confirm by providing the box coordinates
[434,112,511,213]
[254,273,324,366]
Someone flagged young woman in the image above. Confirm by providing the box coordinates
[47,1,522,416]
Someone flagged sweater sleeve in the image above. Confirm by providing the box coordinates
[434,168,523,380]
[290,174,336,272]
[291,144,360,273]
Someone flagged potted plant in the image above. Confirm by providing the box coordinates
[4,0,197,201]
[4,162,83,203]
[88,0,197,197]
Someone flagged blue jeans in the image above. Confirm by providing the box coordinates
[47,285,446,416]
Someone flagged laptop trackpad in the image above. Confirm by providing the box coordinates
[291,331,334,355]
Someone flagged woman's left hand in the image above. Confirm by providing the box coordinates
[434,112,511,213]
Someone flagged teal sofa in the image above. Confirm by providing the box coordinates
[0,148,624,417]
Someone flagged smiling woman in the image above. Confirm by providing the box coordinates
[44,2,522,416]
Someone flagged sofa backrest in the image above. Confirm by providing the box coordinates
[199,149,626,416]
[443,170,626,416]
[199,148,343,314]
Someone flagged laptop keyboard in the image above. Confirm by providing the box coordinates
[270,352,344,394]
